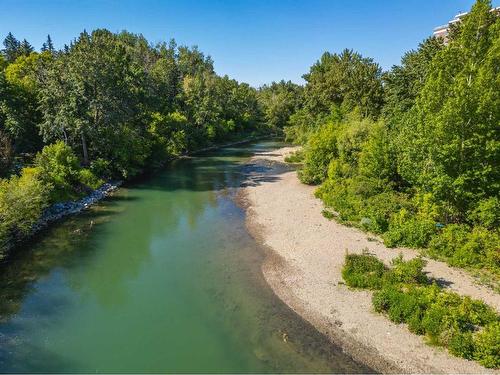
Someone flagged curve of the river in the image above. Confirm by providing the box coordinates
[0,140,372,373]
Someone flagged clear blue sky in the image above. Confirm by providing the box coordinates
[0,0,496,86]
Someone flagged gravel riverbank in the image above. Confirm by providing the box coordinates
[238,146,499,374]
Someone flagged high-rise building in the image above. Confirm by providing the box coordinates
[433,7,499,44]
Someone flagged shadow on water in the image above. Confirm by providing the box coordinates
[0,140,374,373]
[0,201,122,321]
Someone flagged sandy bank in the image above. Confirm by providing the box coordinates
[239,146,499,374]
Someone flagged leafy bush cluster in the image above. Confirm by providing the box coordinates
[283,150,304,164]
[427,224,500,270]
[286,1,499,276]
[34,141,103,202]
[342,253,500,368]
[0,167,49,254]
[0,142,103,258]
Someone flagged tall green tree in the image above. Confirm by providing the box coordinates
[1,51,51,153]
[2,33,21,63]
[38,29,147,174]
[41,35,54,53]
[18,39,34,56]
[383,37,443,125]
[303,49,384,118]
[398,0,500,213]
[150,40,180,113]
[258,80,303,129]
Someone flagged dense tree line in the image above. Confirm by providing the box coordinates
[0,30,272,257]
[284,0,499,276]
[0,0,498,278]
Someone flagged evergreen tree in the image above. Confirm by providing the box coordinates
[41,34,54,53]
[19,39,34,56]
[2,32,21,63]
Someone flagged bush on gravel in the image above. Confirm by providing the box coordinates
[341,253,500,368]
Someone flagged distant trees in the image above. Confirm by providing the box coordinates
[2,33,21,63]
[0,28,270,257]
[25,29,265,178]
[258,80,303,129]
[39,29,145,170]
[303,49,384,119]
[41,35,54,53]
[2,33,34,63]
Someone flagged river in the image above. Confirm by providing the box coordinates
[0,140,371,373]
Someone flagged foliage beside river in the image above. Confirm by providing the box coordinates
[0,0,498,279]
[0,30,272,257]
[283,0,499,278]
[342,253,500,368]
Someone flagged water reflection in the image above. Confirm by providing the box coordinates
[0,140,372,373]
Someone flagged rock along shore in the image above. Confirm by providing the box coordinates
[1,181,122,257]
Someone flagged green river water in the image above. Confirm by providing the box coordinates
[0,140,372,373]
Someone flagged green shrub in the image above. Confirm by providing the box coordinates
[384,208,437,248]
[318,172,405,234]
[0,167,50,257]
[407,308,426,334]
[78,169,103,190]
[372,286,394,312]
[373,285,431,325]
[428,224,500,269]
[35,141,81,202]
[284,150,304,163]
[362,190,405,233]
[428,224,469,258]
[387,288,421,323]
[455,296,498,327]
[90,158,113,179]
[421,303,449,343]
[299,122,339,184]
[317,178,363,223]
[453,227,498,268]
[449,331,475,359]
[342,252,387,289]
[344,253,499,368]
[321,209,335,220]
[474,322,500,368]
[386,255,428,285]
[467,197,499,230]
[358,120,397,181]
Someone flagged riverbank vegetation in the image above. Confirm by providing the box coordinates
[282,0,499,279]
[342,252,499,368]
[0,0,498,280]
[0,30,273,258]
